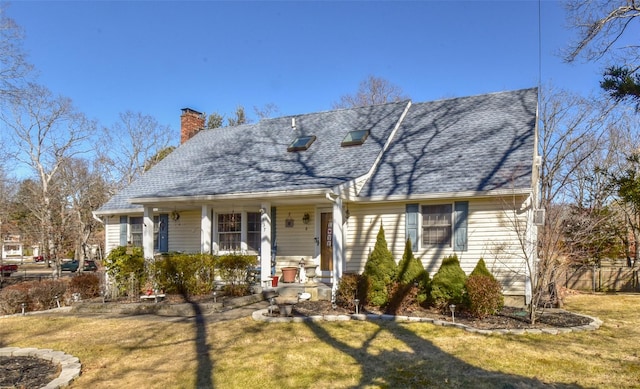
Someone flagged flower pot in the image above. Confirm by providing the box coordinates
[271,275,279,287]
[281,267,298,283]
[304,265,317,282]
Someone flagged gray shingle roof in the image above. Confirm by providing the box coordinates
[360,88,537,198]
[97,88,537,214]
[97,100,409,212]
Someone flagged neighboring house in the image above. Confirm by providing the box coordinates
[95,88,540,304]
[1,234,24,261]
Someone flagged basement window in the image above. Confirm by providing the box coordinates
[287,135,316,152]
[341,130,369,147]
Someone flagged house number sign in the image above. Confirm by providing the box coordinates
[326,224,332,247]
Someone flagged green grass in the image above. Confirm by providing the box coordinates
[1,293,639,388]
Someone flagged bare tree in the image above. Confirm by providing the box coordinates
[565,1,640,104]
[58,158,109,268]
[98,111,173,190]
[491,88,619,321]
[0,167,16,284]
[253,103,280,120]
[0,83,96,271]
[333,75,409,109]
[0,4,33,101]
[565,0,640,63]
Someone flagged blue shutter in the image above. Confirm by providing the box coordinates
[454,201,468,251]
[406,204,419,251]
[158,214,169,253]
[119,216,128,246]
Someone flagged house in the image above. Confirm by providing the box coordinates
[1,234,24,262]
[95,88,540,305]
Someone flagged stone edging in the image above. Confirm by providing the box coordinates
[251,309,603,335]
[0,347,81,388]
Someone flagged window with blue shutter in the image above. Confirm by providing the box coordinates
[406,204,419,251]
[453,201,468,251]
[119,216,128,246]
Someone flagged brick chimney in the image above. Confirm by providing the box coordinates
[180,108,205,144]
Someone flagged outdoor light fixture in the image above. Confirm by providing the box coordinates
[449,304,456,323]
[354,299,360,314]
[302,213,311,225]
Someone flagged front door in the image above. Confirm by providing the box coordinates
[321,212,333,271]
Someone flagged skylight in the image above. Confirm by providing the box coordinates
[287,135,316,152]
[341,130,369,147]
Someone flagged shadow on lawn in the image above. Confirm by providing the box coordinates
[181,293,213,389]
[303,319,583,388]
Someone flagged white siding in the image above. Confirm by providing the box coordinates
[104,217,122,255]
[169,210,201,253]
[344,202,406,274]
[274,205,317,268]
[344,197,530,297]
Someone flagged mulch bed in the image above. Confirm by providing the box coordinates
[0,355,60,389]
[293,300,593,329]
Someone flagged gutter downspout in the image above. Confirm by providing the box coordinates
[325,191,344,307]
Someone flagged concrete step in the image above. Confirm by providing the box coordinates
[272,282,331,301]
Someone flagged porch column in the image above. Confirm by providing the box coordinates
[332,197,344,289]
[201,205,212,254]
[260,202,273,286]
[142,206,154,262]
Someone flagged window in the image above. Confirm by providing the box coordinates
[341,130,369,147]
[287,135,316,152]
[247,212,261,252]
[130,217,143,247]
[218,213,241,251]
[422,204,452,247]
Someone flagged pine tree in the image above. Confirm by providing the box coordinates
[363,224,397,307]
[396,238,430,304]
[430,254,467,309]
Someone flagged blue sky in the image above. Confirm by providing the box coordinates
[6,1,605,141]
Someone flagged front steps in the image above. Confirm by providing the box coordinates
[258,281,332,301]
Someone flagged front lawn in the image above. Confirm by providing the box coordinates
[0,293,638,388]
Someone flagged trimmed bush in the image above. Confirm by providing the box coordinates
[104,246,146,294]
[470,257,493,278]
[465,275,504,318]
[28,280,67,311]
[69,273,101,299]
[363,225,397,307]
[387,282,421,314]
[217,253,258,297]
[336,273,367,311]
[152,253,217,296]
[0,283,30,314]
[430,254,467,310]
[395,239,430,305]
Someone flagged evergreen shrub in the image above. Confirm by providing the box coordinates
[153,253,217,295]
[216,253,257,297]
[104,246,147,294]
[395,239,430,305]
[363,225,397,307]
[430,254,467,310]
